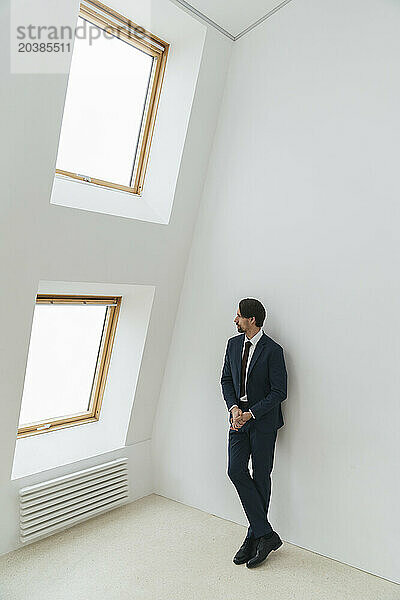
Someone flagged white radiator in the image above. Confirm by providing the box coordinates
[19,458,129,544]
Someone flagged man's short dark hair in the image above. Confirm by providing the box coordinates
[239,298,266,328]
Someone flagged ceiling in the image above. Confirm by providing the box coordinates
[182,0,290,38]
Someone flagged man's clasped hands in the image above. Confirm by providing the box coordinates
[230,406,253,430]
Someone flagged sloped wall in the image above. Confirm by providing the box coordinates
[0,0,231,555]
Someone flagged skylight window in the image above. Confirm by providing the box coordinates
[17,295,121,438]
[55,1,169,195]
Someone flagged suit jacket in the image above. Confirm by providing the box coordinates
[221,332,287,431]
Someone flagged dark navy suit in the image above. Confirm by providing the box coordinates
[221,332,287,538]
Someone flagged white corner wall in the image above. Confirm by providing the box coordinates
[0,0,232,556]
[152,0,400,584]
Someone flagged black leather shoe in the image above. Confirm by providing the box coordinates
[246,532,282,568]
[233,536,258,565]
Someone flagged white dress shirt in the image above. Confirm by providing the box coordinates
[230,328,264,420]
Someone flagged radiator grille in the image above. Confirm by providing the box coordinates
[19,458,129,544]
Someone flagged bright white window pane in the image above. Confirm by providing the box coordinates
[56,17,153,187]
[19,304,107,426]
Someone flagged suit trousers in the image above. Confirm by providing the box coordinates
[228,418,277,539]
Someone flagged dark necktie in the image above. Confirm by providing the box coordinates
[240,341,252,398]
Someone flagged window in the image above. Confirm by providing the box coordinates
[55,0,169,195]
[17,295,122,438]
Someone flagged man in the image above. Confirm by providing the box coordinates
[221,298,287,568]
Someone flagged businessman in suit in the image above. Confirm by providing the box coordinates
[221,298,287,568]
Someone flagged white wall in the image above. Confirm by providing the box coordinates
[152,0,400,583]
[0,0,231,555]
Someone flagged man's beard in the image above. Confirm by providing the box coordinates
[237,324,244,333]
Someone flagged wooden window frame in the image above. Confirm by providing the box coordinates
[56,0,169,195]
[17,294,122,439]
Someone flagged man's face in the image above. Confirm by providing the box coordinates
[234,308,250,334]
